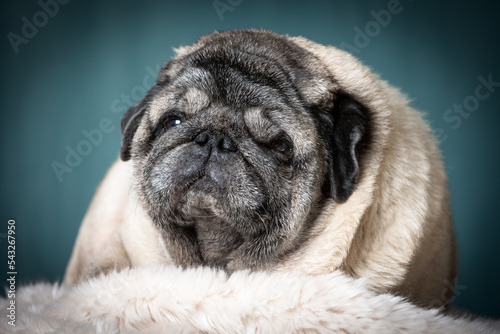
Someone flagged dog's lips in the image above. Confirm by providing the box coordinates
[193,161,227,190]
[174,173,228,227]
[171,166,230,207]
[167,168,206,208]
[185,169,207,190]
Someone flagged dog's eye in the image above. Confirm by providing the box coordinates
[153,114,185,139]
[269,138,292,157]
[164,118,182,131]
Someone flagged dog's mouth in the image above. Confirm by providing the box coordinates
[172,156,239,198]
[168,169,207,210]
[165,161,234,223]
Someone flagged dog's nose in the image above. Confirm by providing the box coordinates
[194,131,237,152]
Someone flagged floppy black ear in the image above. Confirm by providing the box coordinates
[120,102,146,161]
[318,93,369,203]
[120,85,162,161]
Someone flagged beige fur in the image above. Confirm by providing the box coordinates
[65,32,455,309]
[66,160,173,282]
[4,266,500,333]
[274,37,456,306]
[65,159,131,283]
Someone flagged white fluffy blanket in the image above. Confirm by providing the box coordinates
[1,266,498,333]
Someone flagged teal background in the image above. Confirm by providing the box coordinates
[1,0,499,318]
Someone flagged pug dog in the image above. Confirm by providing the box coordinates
[65,29,456,308]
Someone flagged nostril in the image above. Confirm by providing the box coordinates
[195,132,209,145]
[220,136,237,152]
[195,131,236,152]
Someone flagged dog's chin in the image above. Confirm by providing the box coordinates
[175,188,221,226]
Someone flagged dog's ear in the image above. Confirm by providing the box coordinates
[316,93,370,203]
[120,102,146,161]
[120,85,161,161]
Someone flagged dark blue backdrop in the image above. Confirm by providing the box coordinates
[1,0,499,318]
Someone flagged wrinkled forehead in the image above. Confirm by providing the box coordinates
[148,60,297,124]
[178,65,289,108]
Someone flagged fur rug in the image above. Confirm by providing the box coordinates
[1,266,498,333]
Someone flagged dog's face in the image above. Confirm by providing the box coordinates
[120,30,370,271]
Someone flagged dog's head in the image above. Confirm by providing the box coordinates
[120,30,370,270]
